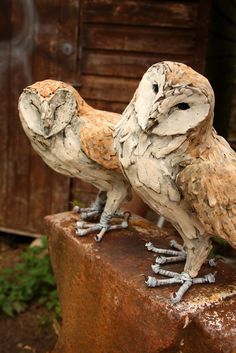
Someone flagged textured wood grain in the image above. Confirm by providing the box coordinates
[4,0,32,231]
[115,61,236,279]
[82,51,193,79]
[82,0,198,28]
[177,160,236,248]
[80,75,139,103]
[83,25,195,55]
[79,108,122,172]
[0,0,11,225]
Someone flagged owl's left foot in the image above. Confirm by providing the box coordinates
[146,266,215,304]
[73,205,103,221]
[75,211,130,242]
[145,240,187,264]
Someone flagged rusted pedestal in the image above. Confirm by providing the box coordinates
[45,212,236,353]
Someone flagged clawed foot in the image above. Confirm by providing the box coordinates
[145,240,186,264]
[73,205,102,221]
[145,240,216,303]
[75,211,130,242]
[146,265,215,304]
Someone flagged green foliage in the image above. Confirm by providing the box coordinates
[0,237,61,319]
[71,198,85,209]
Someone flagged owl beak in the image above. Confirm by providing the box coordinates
[144,118,159,133]
[44,126,50,136]
[41,111,52,137]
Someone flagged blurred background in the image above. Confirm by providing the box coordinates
[0,0,235,237]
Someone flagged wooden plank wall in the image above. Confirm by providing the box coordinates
[0,0,12,232]
[78,0,204,113]
[0,0,213,235]
[0,0,80,235]
[206,0,236,138]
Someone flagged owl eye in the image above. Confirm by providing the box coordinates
[177,103,190,110]
[30,101,39,112]
[152,84,159,94]
[54,105,61,117]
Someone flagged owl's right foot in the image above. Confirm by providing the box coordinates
[146,267,215,304]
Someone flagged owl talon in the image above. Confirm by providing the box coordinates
[75,212,130,241]
[80,210,100,220]
[146,240,186,265]
[146,265,215,303]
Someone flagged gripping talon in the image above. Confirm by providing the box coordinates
[76,229,90,237]
[170,240,184,252]
[145,276,158,287]
[155,256,168,264]
[208,258,217,267]
[95,227,109,242]
[76,221,86,228]
[145,242,154,251]
[151,264,161,273]
[171,280,193,304]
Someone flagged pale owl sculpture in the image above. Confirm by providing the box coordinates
[114,61,236,303]
[18,80,131,241]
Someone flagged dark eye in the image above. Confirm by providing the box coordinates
[152,84,159,94]
[30,101,39,111]
[177,103,190,110]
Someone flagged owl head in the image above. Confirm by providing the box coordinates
[18,80,84,139]
[132,61,215,136]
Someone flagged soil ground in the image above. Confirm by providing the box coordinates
[0,233,57,353]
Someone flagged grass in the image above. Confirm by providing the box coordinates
[0,237,61,320]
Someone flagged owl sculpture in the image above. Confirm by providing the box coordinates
[18,80,131,241]
[115,61,236,303]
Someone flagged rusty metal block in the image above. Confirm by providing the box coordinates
[45,212,236,353]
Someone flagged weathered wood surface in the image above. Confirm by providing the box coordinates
[0,0,79,235]
[206,0,236,138]
[82,0,198,28]
[0,0,11,228]
[114,61,236,300]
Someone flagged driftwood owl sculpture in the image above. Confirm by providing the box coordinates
[115,61,236,303]
[18,80,131,241]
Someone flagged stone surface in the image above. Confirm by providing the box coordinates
[45,212,236,353]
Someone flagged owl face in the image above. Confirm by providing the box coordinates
[19,87,77,139]
[133,61,215,136]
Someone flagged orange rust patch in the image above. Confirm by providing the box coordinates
[30,79,87,110]
[80,109,122,172]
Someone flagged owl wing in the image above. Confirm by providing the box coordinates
[79,109,122,172]
[177,161,236,246]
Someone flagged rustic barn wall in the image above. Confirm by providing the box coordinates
[0,0,80,235]
[206,0,236,139]
[0,0,213,236]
